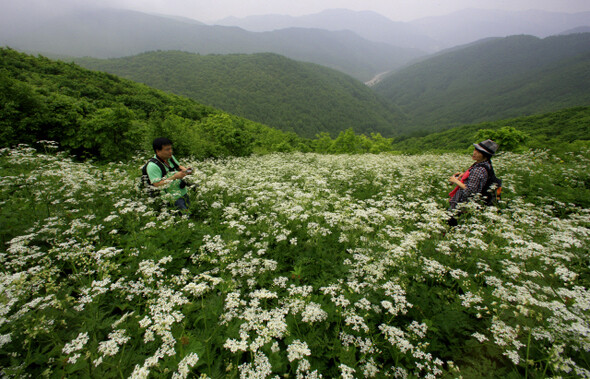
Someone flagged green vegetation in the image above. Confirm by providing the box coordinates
[0,48,308,160]
[2,48,589,163]
[374,33,590,132]
[75,51,405,138]
[73,34,590,139]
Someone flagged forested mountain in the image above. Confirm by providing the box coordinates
[75,51,406,138]
[374,33,590,132]
[0,7,424,82]
[0,48,308,161]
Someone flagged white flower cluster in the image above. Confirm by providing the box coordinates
[300,302,328,323]
[172,352,199,379]
[62,332,90,364]
[238,351,272,379]
[287,339,311,362]
[136,256,173,283]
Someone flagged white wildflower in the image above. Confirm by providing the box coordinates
[301,302,328,323]
[339,363,356,379]
[287,340,311,362]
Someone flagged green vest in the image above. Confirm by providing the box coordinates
[146,155,187,201]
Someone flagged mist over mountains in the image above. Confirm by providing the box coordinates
[216,8,590,51]
[217,9,441,52]
[72,33,590,137]
[0,7,424,82]
[2,4,588,81]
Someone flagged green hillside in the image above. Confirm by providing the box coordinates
[0,48,307,160]
[75,51,405,138]
[390,106,590,153]
[375,33,590,132]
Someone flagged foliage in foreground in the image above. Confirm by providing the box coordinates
[0,145,589,378]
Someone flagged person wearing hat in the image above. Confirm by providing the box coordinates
[448,139,499,217]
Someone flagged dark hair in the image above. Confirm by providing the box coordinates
[153,137,172,153]
[481,151,492,160]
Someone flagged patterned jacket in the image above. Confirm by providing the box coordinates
[449,160,491,209]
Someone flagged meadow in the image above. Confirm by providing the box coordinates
[0,144,589,378]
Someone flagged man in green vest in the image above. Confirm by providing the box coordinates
[143,137,192,210]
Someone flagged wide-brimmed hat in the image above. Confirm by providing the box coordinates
[473,139,498,156]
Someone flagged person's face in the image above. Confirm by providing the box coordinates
[156,144,173,160]
[472,148,485,162]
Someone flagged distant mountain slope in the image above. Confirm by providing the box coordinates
[560,26,590,35]
[0,8,424,82]
[374,33,590,132]
[217,8,590,51]
[76,51,406,138]
[217,9,441,52]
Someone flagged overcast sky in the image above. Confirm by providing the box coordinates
[4,0,590,23]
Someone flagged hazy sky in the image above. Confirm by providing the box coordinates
[4,0,590,23]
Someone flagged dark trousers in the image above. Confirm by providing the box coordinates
[174,195,190,211]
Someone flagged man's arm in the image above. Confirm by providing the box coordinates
[147,162,187,187]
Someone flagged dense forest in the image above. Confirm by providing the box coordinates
[0,48,309,160]
[76,51,405,138]
[374,33,590,132]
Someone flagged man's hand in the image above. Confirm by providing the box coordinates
[172,171,188,180]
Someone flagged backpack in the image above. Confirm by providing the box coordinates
[480,162,502,205]
[140,157,180,196]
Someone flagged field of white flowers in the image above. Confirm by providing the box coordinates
[0,144,589,378]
